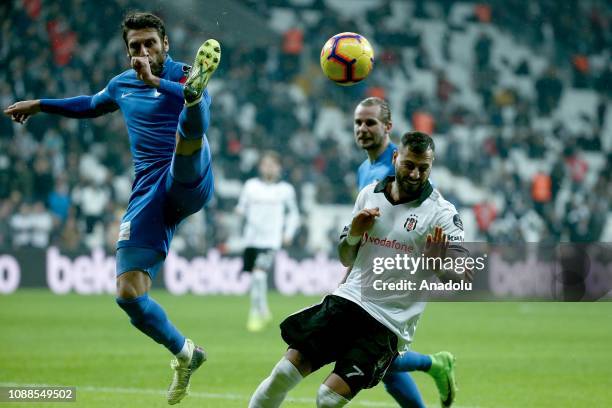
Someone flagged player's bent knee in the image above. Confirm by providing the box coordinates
[270,357,303,388]
[175,136,204,156]
[285,349,312,377]
[316,384,349,408]
[116,270,150,299]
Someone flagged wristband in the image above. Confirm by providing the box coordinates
[346,234,362,246]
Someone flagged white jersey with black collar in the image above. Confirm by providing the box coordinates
[334,177,465,347]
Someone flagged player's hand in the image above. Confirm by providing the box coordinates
[349,207,380,237]
[131,57,157,86]
[424,225,449,261]
[3,100,41,124]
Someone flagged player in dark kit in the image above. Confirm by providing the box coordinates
[4,12,220,405]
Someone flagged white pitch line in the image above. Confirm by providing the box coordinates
[0,382,480,408]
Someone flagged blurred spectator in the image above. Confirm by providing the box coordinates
[474,32,492,69]
[29,201,53,248]
[531,171,552,215]
[71,179,110,234]
[474,201,497,239]
[535,66,563,116]
[436,70,456,104]
[58,209,83,252]
[48,177,71,223]
[9,201,53,248]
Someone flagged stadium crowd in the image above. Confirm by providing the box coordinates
[1,0,610,254]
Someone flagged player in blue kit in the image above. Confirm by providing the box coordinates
[353,97,457,407]
[4,12,220,405]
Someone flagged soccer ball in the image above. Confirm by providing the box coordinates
[320,32,374,86]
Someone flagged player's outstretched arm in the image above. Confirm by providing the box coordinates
[4,100,41,124]
[338,207,380,267]
[5,91,118,123]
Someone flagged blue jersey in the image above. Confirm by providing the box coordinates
[356,142,396,191]
[41,56,212,254]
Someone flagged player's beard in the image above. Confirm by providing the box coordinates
[150,52,166,76]
[396,174,425,196]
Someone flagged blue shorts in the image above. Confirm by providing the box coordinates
[117,143,214,255]
[116,247,165,278]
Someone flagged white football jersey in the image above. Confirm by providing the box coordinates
[236,178,300,250]
[334,177,464,348]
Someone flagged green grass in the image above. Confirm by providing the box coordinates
[1,290,611,407]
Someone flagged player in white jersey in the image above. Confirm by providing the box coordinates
[236,151,300,332]
[354,97,458,408]
[248,132,470,407]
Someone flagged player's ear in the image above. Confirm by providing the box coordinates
[163,35,169,52]
[392,150,398,164]
[386,120,393,134]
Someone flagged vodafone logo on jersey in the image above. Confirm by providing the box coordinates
[362,232,414,254]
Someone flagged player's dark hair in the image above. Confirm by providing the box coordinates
[400,131,435,154]
[121,12,166,46]
[358,97,391,124]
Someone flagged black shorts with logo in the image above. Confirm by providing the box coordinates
[242,247,275,272]
[280,295,398,393]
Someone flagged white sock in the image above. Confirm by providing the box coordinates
[248,357,303,408]
[316,384,349,407]
[253,270,269,315]
[175,339,192,362]
[251,270,267,316]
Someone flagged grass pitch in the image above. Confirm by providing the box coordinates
[1,290,611,407]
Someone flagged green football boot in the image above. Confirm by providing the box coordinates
[184,39,221,106]
[427,351,458,407]
[167,339,206,405]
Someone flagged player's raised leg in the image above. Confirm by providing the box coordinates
[175,39,220,149]
[167,39,221,214]
[114,248,206,405]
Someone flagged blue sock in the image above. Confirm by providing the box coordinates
[382,371,426,408]
[391,351,432,372]
[177,90,211,140]
[116,294,185,354]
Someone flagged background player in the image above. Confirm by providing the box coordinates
[4,12,220,405]
[248,131,467,407]
[354,97,457,408]
[236,151,300,332]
